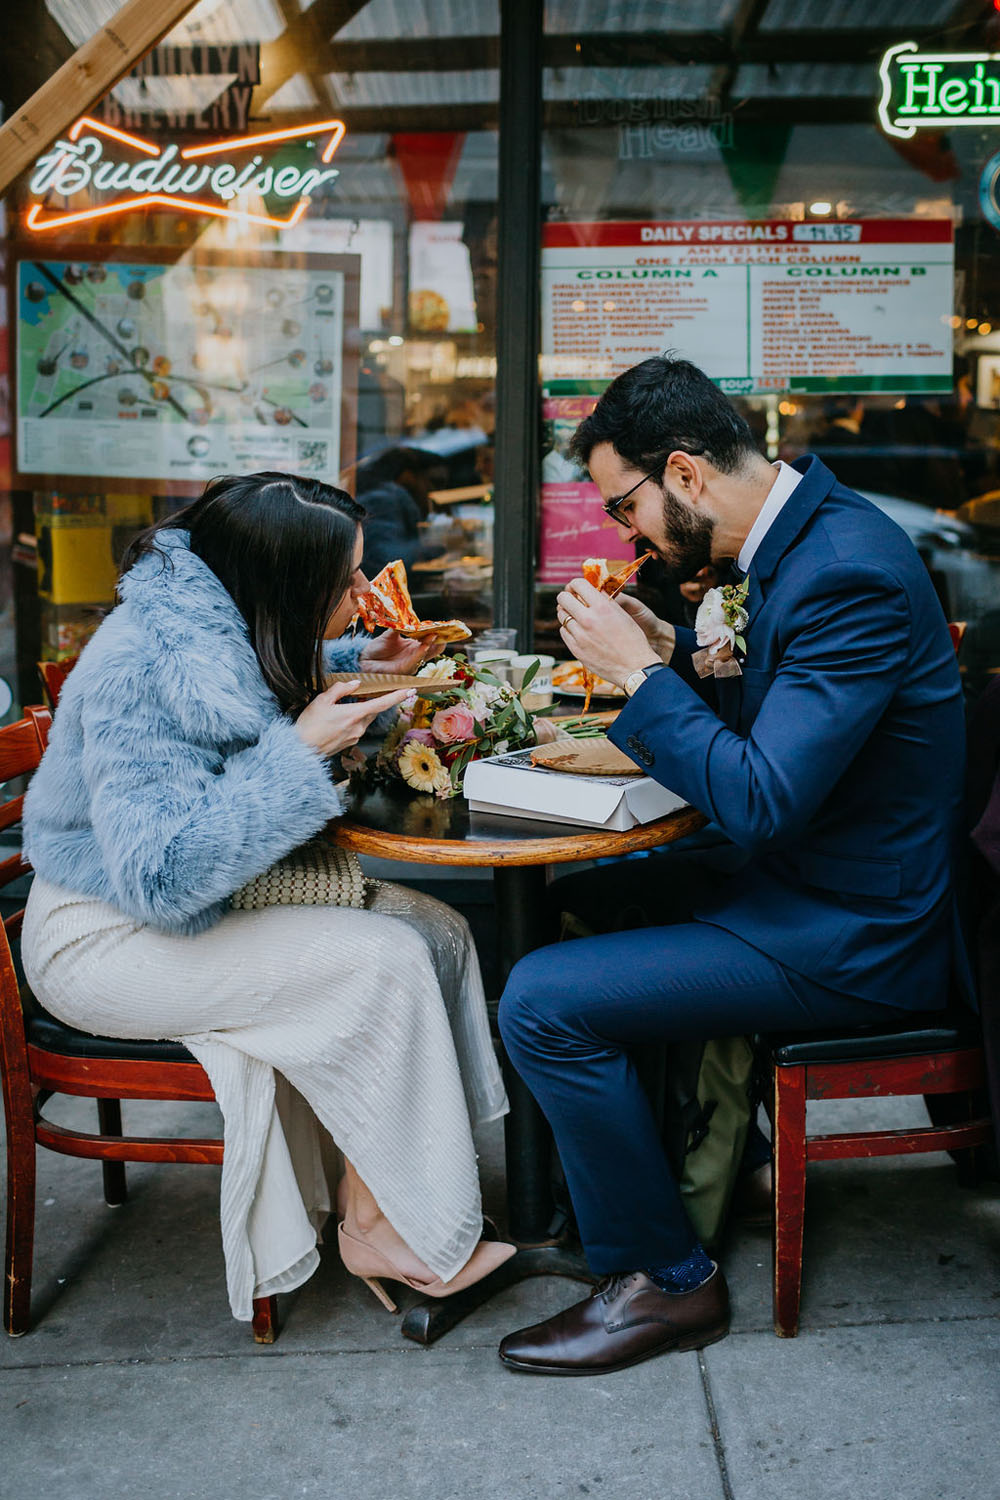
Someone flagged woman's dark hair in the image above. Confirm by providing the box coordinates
[120,472,365,713]
[568,356,759,478]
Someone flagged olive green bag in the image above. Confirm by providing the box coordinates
[659,1034,756,1252]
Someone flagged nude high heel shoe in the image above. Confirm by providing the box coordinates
[337,1222,516,1312]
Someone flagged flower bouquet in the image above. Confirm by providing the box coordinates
[351,654,546,799]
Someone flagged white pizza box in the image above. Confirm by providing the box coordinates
[464,747,687,832]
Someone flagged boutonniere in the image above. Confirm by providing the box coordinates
[692,577,749,679]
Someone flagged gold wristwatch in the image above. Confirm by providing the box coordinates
[623,661,666,698]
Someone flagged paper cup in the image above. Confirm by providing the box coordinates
[512,653,555,707]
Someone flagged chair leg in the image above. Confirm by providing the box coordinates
[3,1113,37,1336]
[96,1099,128,1205]
[772,1064,807,1338]
[252,1295,279,1344]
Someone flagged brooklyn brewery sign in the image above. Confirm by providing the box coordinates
[879,40,1000,138]
[26,118,346,231]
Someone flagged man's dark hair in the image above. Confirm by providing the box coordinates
[568,356,759,477]
[120,472,365,714]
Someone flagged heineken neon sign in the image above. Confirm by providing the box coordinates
[878,41,1000,138]
[26,116,346,233]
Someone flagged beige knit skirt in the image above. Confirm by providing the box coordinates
[22,876,508,1320]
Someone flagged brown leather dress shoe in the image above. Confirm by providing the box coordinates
[498,1266,730,1376]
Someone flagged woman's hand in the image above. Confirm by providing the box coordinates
[616,593,676,664]
[294,680,410,757]
[360,629,441,674]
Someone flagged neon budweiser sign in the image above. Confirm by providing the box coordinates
[26,116,347,232]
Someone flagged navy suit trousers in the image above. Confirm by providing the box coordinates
[498,918,910,1273]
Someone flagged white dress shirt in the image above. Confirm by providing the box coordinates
[736,460,803,574]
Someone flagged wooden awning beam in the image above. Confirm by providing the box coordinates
[0,0,202,196]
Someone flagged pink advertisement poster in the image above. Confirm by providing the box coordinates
[538,395,632,584]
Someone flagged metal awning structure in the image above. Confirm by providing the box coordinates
[0,0,985,145]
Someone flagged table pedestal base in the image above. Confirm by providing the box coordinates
[400,1242,594,1346]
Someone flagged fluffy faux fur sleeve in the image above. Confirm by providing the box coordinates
[75,682,343,933]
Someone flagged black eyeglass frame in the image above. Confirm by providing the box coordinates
[601,467,663,524]
[600,448,706,524]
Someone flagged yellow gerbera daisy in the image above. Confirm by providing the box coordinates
[398,740,446,793]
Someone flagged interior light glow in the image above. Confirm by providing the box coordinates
[809,201,833,215]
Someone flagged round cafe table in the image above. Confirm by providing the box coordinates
[328,785,706,1343]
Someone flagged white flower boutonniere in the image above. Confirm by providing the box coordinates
[692,576,749,680]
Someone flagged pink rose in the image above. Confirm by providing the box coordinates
[402,727,436,747]
[431,705,476,744]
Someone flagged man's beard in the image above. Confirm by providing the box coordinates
[641,485,715,585]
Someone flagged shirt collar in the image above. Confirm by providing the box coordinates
[736,460,804,574]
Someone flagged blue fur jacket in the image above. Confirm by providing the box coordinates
[23,529,364,935]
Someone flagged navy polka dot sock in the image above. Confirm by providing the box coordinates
[646,1245,715,1293]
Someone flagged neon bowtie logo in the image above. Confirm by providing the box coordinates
[27,116,347,233]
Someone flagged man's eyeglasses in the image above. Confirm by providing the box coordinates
[600,447,707,523]
[601,467,664,524]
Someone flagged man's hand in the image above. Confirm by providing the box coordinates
[557,577,663,688]
[617,594,676,664]
[360,629,441,674]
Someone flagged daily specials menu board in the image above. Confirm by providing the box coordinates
[16,253,351,487]
[542,220,954,396]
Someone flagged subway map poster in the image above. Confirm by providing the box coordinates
[15,254,353,486]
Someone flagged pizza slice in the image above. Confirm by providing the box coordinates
[353,559,472,643]
[573,552,654,709]
[581,550,655,598]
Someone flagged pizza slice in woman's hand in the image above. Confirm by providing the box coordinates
[354,559,472,643]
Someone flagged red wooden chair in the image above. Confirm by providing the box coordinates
[765,621,990,1336]
[37,657,78,711]
[765,1015,991,1336]
[0,707,279,1343]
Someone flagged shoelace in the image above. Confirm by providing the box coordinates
[595,1272,636,1301]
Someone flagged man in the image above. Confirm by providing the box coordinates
[497,356,969,1376]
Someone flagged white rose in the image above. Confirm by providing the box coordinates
[695,590,735,655]
[417,657,459,681]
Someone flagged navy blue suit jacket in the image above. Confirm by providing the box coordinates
[609,456,970,1010]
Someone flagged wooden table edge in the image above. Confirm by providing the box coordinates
[327,805,707,866]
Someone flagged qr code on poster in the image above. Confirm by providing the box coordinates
[297,440,329,472]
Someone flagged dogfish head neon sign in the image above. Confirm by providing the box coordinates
[26,116,347,232]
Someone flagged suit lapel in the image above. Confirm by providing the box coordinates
[739,455,838,634]
[749,455,837,585]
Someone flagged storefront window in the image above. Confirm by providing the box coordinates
[0,0,499,715]
[538,1,1000,694]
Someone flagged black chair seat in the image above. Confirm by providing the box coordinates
[23,990,197,1064]
[767,1009,982,1067]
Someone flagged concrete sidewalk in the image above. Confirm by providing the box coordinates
[2,1092,998,1500]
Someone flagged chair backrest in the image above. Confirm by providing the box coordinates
[0,710,49,942]
[37,657,78,711]
[949,621,967,654]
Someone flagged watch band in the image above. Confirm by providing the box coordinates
[623,660,666,698]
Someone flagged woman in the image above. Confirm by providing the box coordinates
[21,471,512,1322]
